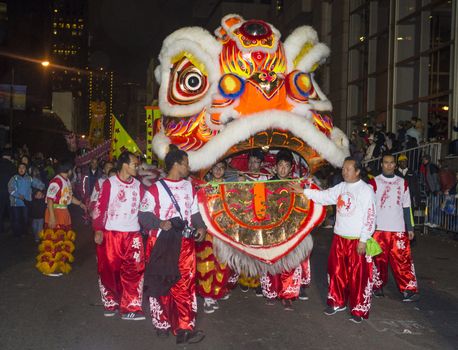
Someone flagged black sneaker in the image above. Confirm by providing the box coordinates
[402,291,420,302]
[176,329,205,345]
[240,284,249,293]
[298,286,309,300]
[156,329,169,338]
[121,312,146,321]
[349,315,362,324]
[324,305,346,316]
[373,288,384,298]
[255,286,263,297]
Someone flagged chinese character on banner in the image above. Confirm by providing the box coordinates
[89,101,106,147]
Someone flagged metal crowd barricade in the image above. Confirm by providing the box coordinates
[423,193,458,234]
[362,142,442,173]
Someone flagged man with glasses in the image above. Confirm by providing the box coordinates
[92,151,149,321]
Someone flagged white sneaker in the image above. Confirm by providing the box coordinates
[220,293,231,301]
[203,298,218,313]
[46,273,63,277]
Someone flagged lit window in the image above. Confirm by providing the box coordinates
[65,23,70,29]
[71,31,77,36]
[53,22,57,27]
[72,23,77,29]
[53,30,57,35]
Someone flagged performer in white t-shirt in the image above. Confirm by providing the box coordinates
[369,153,419,302]
[139,146,207,346]
[290,157,376,324]
[92,152,150,321]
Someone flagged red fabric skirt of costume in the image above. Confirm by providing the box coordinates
[96,231,145,314]
[260,258,311,300]
[148,237,197,335]
[196,234,234,299]
[327,235,373,318]
[372,230,418,293]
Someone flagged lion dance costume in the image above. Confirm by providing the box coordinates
[151,14,350,305]
[36,174,76,276]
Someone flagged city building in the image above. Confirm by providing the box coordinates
[321,0,457,140]
[48,0,89,134]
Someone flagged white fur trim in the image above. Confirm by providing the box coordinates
[309,100,333,111]
[183,110,349,170]
[294,43,330,73]
[309,73,333,111]
[157,28,221,117]
[221,14,244,32]
[152,132,170,160]
[213,234,314,275]
[330,127,349,150]
[154,66,161,85]
[284,26,319,72]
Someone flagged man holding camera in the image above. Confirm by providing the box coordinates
[140,146,206,345]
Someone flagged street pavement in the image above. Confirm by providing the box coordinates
[0,209,457,350]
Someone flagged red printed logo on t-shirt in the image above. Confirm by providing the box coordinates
[336,192,355,217]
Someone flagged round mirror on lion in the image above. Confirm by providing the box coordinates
[151,14,350,279]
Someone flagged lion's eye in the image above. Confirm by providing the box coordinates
[184,72,203,91]
[168,58,209,105]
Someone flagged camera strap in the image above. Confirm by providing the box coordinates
[159,179,184,221]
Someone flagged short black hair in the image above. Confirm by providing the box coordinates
[213,160,227,168]
[57,160,73,174]
[249,149,264,161]
[276,149,294,165]
[343,156,362,171]
[381,152,395,161]
[164,145,188,172]
[116,151,136,171]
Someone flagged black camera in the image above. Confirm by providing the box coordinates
[182,224,197,239]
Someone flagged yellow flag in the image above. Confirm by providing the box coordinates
[110,114,140,160]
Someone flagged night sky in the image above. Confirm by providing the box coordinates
[88,0,199,85]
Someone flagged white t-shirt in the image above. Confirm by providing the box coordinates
[92,175,145,232]
[303,179,376,242]
[142,178,199,236]
[371,174,411,232]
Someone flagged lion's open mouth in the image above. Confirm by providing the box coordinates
[196,144,326,275]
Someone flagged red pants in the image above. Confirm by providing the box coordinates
[97,231,145,313]
[373,230,418,293]
[149,237,196,335]
[261,258,311,300]
[327,235,373,318]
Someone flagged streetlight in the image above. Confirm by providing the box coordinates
[41,61,50,67]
